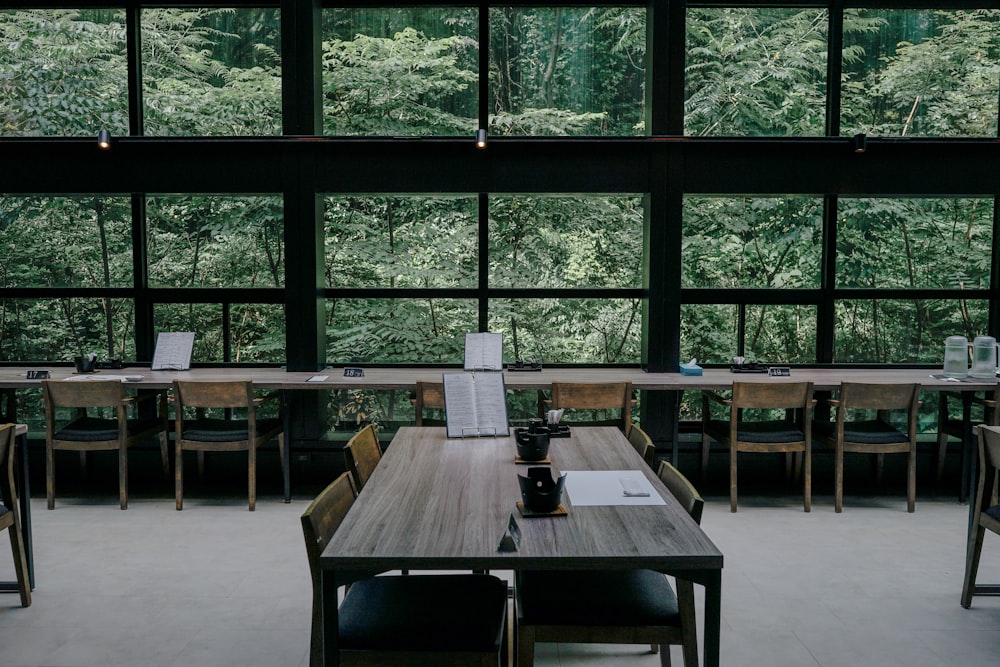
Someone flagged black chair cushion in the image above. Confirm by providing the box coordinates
[706,419,805,444]
[986,504,1000,522]
[0,504,8,519]
[55,416,160,442]
[516,569,680,627]
[339,574,506,652]
[181,418,281,442]
[814,419,908,444]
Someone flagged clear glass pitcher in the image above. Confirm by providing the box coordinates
[970,335,999,378]
[944,335,969,378]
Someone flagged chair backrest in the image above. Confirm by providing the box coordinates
[301,472,357,667]
[0,423,16,513]
[550,381,632,428]
[626,423,656,468]
[977,425,1000,516]
[837,382,920,432]
[42,379,125,409]
[414,381,445,426]
[301,472,358,580]
[343,424,382,491]
[657,459,704,525]
[731,381,813,412]
[172,379,254,410]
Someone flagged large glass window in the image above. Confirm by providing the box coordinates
[326,298,477,364]
[685,7,828,136]
[154,302,284,363]
[0,298,134,362]
[0,9,128,137]
[489,195,642,288]
[836,198,993,290]
[683,196,822,289]
[325,196,477,288]
[681,304,817,365]
[322,6,478,136]
[489,6,645,136]
[147,195,284,288]
[141,8,282,136]
[1,196,133,288]
[842,9,1000,137]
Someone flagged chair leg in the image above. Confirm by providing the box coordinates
[248,443,257,511]
[729,445,738,513]
[803,444,812,513]
[700,432,711,481]
[118,443,128,510]
[658,645,672,667]
[197,451,206,479]
[834,445,844,513]
[79,451,87,479]
[175,443,184,511]
[7,522,32,607]
[907,448,916,513]
[961,524,986,608]
[46,442,55,510]
[875,452,885,484]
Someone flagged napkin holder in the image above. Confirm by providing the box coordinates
[518,467,567,514]
[679,358,703,376]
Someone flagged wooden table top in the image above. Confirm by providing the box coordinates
[319,426,722,573]
[0,365,995,391]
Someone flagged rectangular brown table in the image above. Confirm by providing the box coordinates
[318,426,724,667]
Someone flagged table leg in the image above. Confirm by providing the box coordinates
[960,394,973,504]
[282,390,291,503]
[321,569,339,667]
[702,569,722,667]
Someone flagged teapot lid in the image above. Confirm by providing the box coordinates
[973,335,996,344]
[946,335,969,345]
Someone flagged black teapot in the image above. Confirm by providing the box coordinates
[517,466,567,513]
[514,418,550,461]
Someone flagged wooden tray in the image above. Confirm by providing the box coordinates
[516,502,568,518]
[514,455,551,464]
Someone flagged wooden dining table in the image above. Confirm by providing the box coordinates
[318,426,724,667]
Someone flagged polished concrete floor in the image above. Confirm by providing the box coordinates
[0,488,998,666]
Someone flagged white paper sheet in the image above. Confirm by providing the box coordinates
[562,470,666,506]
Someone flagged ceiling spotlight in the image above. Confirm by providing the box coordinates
[97,129,112,150]
[476,128,487,149]
[852,133,867,154]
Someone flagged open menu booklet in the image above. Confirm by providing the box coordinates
[442,372,509,438]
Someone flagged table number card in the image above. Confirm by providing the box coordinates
[26,370,49,379]
[343,367,364,378]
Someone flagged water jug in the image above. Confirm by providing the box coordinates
[970,335,999,378]
[943,335,969,378]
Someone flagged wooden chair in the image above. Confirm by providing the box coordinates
[342,424,382,492]
[814,382,921,513]
[0,424,30,607]
[548,381,633,430]
[514,458,703,667]
[172,379,285,511]
[961,424,1000,608]
[413,380,446,426]
[42,379,167,510]
[301,472,508,667]
[937,387,1000,483]
[702,381,815,512]
[627,423,656,468]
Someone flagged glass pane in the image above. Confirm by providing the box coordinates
[322,6,478,136]
[154,303,223,362]
[842,9,1000,137]
[0,298,134,361]
[489,195,642,288]
[0,9,128,137]
[489,7,646,136]
[147,196,284,288]
[682,197,822,288]
[230,303,285,363]
[326,298,477,364]
[142,8,281,136]
[834,299,990,363]
[325,196,477,288]
[1,196,133,288]
[681,304,816,365]
[488,298,641,364]
[685,8,828,137]
[837,198,993,289]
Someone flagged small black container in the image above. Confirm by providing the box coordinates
[514,418,551,461]
[518,466,567,513]
[74,356,96,373]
